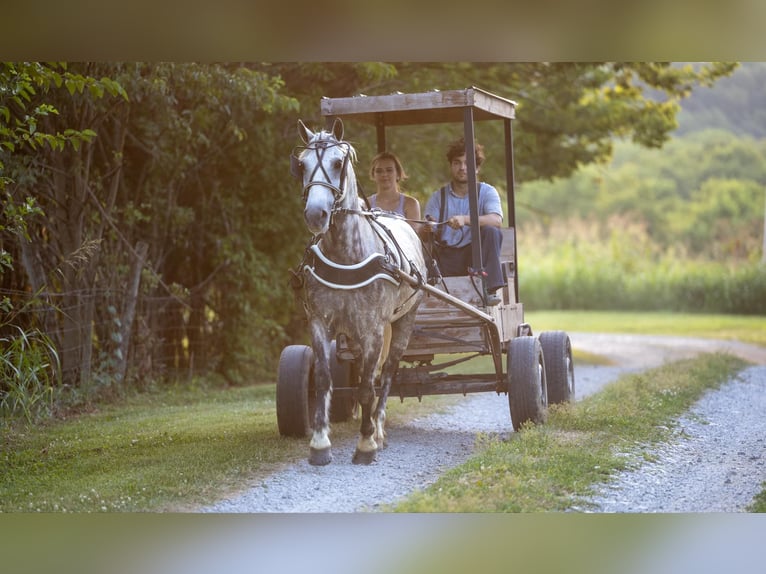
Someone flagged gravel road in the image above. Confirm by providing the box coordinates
[201,333,766,513]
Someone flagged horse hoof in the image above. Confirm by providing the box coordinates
[309,447,333,466]
[352,449,378,465]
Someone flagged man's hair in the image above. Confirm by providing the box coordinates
[446,137,485,168]
[369,151,408,181]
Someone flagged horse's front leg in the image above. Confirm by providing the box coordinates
[352,333,384,465]
[308,332,333,466]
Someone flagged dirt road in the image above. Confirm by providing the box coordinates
[202,333,766,513]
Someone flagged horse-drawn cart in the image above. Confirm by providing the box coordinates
[278,87,575,465]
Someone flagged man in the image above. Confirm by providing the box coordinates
[423,137,505,305]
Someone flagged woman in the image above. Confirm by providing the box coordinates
[368,151,421,232]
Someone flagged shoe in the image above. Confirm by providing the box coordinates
[485,294,501,307]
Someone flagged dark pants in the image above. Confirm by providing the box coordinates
[435,226,505,292]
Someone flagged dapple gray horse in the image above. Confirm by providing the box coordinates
[293,118,426,465]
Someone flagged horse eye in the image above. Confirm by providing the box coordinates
[333,159,342,170]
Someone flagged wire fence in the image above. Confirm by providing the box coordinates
[1,285,218,387]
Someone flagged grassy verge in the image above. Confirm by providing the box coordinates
[0,381,459,512]
[749,487,766,512]
[526,310,766,347]
[391,353,748,512]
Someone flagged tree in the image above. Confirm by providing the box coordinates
[1,63,126,413]
[2,62,301,388]
[258,63,737,214]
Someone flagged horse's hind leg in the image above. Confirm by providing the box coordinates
[308,330,333,466]
[373,309,419,449]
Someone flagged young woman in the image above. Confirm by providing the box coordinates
[368,151,421,232]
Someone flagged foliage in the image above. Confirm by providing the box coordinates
[520,130,765,262]
[256,62,738,205]
[109,63,302,382]
[676,62,766,138]
[2,63,302,390]
[518,216,766,314]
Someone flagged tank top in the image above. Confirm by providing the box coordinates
[370,194,405,216]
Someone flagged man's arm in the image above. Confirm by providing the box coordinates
[447,212,502,229]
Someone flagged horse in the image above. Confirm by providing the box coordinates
[291,118,427,465]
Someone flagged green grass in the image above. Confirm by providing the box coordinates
[749,485,766,512]
[0,384,294,512]
[526,310,766,347]
[0,380,458,512]
[391,352,749,512]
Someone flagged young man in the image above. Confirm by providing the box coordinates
[423,137,505,305]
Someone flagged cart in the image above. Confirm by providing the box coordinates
[278,87,575,435]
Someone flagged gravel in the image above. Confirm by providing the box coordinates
[582,365,766,513]
[201,333,766,513]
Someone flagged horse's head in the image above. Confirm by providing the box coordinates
[292,118,357,235]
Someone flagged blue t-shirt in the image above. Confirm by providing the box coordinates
[424,182,503,248]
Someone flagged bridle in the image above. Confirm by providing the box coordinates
[291,138,353,212]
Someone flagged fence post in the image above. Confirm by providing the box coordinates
[116,241,148,383]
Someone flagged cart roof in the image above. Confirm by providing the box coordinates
[320,86,516,126]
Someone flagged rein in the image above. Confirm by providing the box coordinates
[290,132,428,297]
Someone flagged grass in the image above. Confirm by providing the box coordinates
[526,310,766,347]
[1,383,295,512]
[1,310,763,513]
[749,486,766,512]
[0,380,459,512]
[391,352,749,512]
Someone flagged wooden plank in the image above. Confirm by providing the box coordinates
[320,88,516,126]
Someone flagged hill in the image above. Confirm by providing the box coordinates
[675,62,766,138]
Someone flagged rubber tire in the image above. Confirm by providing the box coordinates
[538,331,575,404]
[276,345,315,437]
[507,336,548,431]
[329,340,356,422]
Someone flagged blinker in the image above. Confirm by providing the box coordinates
[290,154,303,179]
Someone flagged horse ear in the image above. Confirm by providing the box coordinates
[331,117,344,141]
[297,119,313,144]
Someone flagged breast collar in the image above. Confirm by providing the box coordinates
[302,217,405,290]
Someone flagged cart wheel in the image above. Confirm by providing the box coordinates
[507,336,548,431]
[538,331,575,404]
[276,345,315,437]
[329,340,357,422]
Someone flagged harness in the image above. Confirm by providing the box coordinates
[291,138,354,229]
[296,214,418,290]
[289,134,423,294]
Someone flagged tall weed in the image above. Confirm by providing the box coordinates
[0,325,61,423]
[518,216,766,314]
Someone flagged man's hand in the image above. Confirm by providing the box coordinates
[447,215,467,229]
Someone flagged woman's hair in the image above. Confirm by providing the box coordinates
[369,151,408,182]
[446,137,485,168]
